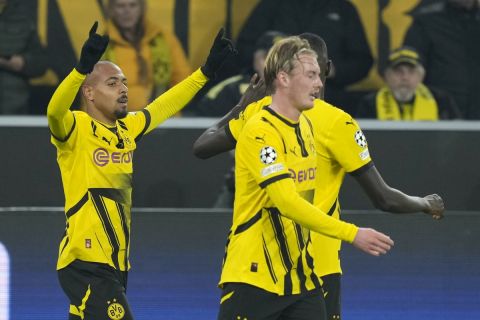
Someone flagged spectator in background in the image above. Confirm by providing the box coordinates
[104,0,191,111]
[357,46,460,120]
[235,0,373,115]
[0,0,46,114]
[195,31,285,117]
[404,0,480,119]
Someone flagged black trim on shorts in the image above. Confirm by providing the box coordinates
[259,173,291,189]
[320,273,342,319]
[349,160,374,177]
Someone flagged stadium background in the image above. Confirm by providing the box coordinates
[1,0,479,319]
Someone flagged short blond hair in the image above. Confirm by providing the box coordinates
[263,36,317,93]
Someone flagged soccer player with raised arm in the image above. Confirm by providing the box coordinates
[194,33,444,320]
[47,22,235,320]
[215,36,393,320]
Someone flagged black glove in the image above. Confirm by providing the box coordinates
[75,21,109,75]
[201,28,237,79]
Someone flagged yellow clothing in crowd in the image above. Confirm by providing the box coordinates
[104,19,192,111]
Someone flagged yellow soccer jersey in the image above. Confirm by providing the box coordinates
[227,98,372,277]
[304,102,372,276]
[227,96,272,141]
[49,68,208,272]
[220,107,320,295]
[52,110,150,271]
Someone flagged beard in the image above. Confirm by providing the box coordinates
[392,87,415,103]
[114,108,128,119]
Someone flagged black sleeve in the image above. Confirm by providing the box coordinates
[430,86,463,119]
[21,23,47,77]
[403,16,431,66]
[235,0,278,69]
[356,92,378,119]
[195,78,244,117]
[329,1,374,87]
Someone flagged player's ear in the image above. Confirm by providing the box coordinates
[277,71,289,88]
[82,85,95,102]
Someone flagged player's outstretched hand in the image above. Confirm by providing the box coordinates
[76,21,110,75]
[201,28,237,79]
[237,73,266,110]
[352,228,394,256]
[423,194,444,220]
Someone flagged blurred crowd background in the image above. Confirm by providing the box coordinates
[1,0,479,119]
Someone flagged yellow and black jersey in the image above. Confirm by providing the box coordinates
[220,107,320,295]
[49,68,208,272]
[227,98,372,277]
[305,102,372,276]
[52,110,149,271]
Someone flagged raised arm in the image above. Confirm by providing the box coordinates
[46,22,108,139]
[193,74,266,159]
[144,28,236,133]
[354,165,444,219]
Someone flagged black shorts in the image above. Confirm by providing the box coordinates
[58,260,134,320]
[320,273,341,320]
[217,283,326,320]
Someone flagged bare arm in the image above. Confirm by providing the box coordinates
[354,165,444,219]
[193,74,266,159]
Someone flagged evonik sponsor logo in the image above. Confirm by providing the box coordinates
[93,148,133,167]
[289,167,316,183]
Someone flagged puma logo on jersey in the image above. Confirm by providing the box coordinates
[289,146,299,156]
[255,134,266,143]
[102,136,112,145]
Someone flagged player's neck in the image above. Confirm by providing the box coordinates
[270,94,301,122]
[87,106,116,127]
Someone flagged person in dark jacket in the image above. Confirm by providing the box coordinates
[235,0,373,115]
[403,0,480,119]
[0,0,47,114]
[195,31,285,117]
[357,46,461,120]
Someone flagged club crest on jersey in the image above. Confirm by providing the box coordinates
[106,299,125,319]
[354,130,368,148]
[260,146,277,164]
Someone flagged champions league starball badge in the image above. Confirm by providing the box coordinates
[260,146,277,164]
[354,130,368,148]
